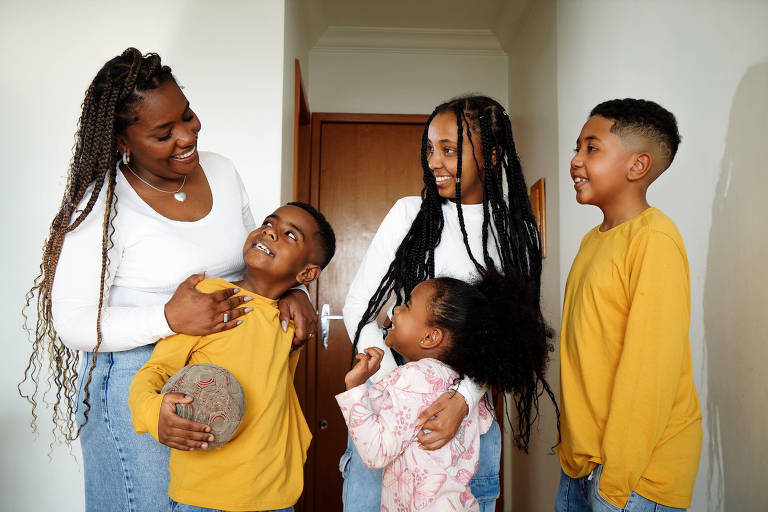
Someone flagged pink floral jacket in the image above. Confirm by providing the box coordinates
[336,358,492,511]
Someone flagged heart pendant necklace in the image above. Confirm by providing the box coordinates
[125,163,187,202]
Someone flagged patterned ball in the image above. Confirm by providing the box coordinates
[161,363,246,448]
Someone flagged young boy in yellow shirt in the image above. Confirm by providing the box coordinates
[129,202,335,512]
[557,99,702,512]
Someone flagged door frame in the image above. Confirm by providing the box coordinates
[293,59,311,203]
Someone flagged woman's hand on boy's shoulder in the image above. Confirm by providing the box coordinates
[344,347,384,390]
[277,288,319,350]
[164,273,251,335]
[157,392,215,450]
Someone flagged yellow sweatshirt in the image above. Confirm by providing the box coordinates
[558,208,702,509]
[129,278,311,511]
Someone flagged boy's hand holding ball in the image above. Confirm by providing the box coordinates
[157,363,245,451]
[158,393,214,450]
[345,347,384,389]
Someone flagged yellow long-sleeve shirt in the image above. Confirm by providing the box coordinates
[558,208,702,509]
[129,278,311,511]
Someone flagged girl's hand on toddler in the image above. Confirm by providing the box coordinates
[344,347,384,389]
[416,392,469,450]
[158,393,215,450]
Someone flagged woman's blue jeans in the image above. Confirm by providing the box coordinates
[76,345,172,512]
[340,414,501,512]
[555,465,686,512]
[170,499,293,512]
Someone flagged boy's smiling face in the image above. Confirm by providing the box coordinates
[570,115,636,208]
[242,205,321,289]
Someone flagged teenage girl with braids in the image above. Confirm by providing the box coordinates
[337,270,550,511]
[19,48,316,512]
[341,95,558,511]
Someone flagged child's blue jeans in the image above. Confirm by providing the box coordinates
[170,499,293,512]
[555,464,686,512]
[339,413,501,512]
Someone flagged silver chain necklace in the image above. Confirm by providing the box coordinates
[124,163,187,202]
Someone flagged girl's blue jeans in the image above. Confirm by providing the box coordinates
[555,464,686,512]
[339,413,501,512]
[76,345,172,512]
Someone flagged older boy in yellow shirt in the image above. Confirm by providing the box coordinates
[129,202,335,512]
[557,99,702,511]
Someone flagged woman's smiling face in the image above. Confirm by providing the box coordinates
[426,111,484,204]
[117,80,201,181]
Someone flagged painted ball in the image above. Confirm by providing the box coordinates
[161,363,246,448]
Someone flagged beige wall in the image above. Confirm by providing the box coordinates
[496,0,562,510]
[281,0,326,204]
[703,60,768,510]
[308,50,508,114]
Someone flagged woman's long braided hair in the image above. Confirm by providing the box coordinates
[19,48,176,444]
[351,95,559,450]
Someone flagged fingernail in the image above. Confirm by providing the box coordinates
[244,307,253,313]
[244,296,253,301]
[236,320,243,325]
[209,435,214,441]
[281,320,288,332]
[205,426,211,432]
[233,288,240,293]
[201,443,208,449]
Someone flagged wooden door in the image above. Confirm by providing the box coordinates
[296,113,428,511]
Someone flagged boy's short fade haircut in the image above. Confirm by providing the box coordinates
[287,202,336,269]
[591,98,681,172]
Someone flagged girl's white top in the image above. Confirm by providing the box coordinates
[343,196,501,412]
[51,152,255,352]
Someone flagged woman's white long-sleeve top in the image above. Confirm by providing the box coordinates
[342,197,501,412]
[51,152,255,353]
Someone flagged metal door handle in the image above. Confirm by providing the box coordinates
[320,303,343,350]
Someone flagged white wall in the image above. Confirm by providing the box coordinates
[0,1,286,510]
[496,1,562,510]
[281,0,326,204]
[556,1,768,510]
[309,49,508,114]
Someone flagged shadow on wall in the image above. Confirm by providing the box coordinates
[704,60,768,512]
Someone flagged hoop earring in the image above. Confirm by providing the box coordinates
[122,152,130,165]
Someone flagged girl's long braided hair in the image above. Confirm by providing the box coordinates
[19,48,176,444]
[351,95,559,451]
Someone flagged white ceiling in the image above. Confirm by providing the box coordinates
[318,0,527,30]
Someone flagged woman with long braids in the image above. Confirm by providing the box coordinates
[20,48,316,511]
[341,95,559,511]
